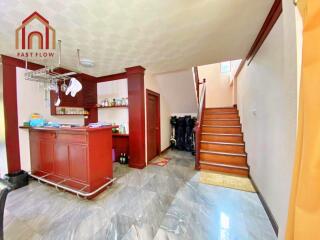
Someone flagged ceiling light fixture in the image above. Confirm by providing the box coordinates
[79,58,95,68]
[77,49,94,68]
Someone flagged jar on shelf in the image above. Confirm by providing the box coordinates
[121,98,126,106]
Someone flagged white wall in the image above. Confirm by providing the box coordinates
[198,62,239,108]
[144,69,198,162]
[16,67,85,172]
[236,2,299,238]
[155,69,198,114]
[144,71,171,155]
[97,79,129,133]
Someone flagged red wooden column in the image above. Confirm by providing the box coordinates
[126,66,146,169]
[2,56,22,173]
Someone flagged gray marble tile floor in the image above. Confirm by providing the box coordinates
[4,150,277,240]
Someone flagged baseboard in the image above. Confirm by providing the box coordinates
[249,174,279,236]
[129,163,146,169]
[160,146,171,155]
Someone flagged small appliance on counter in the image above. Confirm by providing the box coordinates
[29,113,45,127]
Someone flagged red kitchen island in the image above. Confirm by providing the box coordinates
[28,126,115,198]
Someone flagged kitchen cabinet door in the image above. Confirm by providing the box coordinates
[69,144,88,183]
[39,140,54,173]
[30,136,41,172]
[54,143,69,177]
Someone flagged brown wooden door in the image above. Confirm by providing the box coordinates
[146,90,160,161]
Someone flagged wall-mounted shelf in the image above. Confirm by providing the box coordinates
[52,106,89,116]
[52,113,89,116]
[95,105,128,109]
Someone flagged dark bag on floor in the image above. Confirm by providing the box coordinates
[175,117,186,150]
[184,116,196,152]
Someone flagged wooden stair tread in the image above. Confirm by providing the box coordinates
[204,119,240,121]
[202,133,242,136]
[204,116,239,119]
[205,112,238,114]
[200,161,249,170]
[200,150,246,157]
[201,125,241,128]
[205,107,235,109]
[201,141,244,146]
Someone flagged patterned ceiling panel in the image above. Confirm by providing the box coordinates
[0,0,274,76]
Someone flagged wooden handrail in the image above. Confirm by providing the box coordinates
[194,79,206,170]
[193,66,200,103]
[234,0,282,79]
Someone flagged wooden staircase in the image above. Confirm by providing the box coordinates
[199,106,249,176]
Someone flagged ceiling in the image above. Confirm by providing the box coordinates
[0,0,274,77]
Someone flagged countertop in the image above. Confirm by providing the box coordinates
[19,126,115,132]
[19,126,129,136]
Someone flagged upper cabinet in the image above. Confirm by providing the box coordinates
[59,88,84,107]
[50,76,97,117]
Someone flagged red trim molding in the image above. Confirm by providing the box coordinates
[235,0,282,79]
[96,72,127,82]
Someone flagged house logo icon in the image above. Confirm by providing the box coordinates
[16,12,56,58]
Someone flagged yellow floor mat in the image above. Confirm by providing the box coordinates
[200,171,256,192]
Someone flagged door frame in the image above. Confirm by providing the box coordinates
[146,89,161,162]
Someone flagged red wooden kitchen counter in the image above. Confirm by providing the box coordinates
[27,126,115,198]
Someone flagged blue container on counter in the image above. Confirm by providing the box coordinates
[29,118,45,127]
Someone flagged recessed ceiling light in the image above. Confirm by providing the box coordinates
[80,58,95,68]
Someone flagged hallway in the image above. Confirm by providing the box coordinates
[4,150,276,240]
